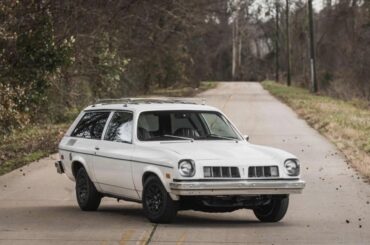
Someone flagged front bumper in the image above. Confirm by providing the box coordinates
[169,179,305,196]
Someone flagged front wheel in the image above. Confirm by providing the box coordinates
[142,176,178,223]
[253,196,289,222]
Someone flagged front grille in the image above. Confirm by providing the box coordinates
[248,166,279,178]
[204,166,240,178]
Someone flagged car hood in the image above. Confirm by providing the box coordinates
[155,141,294,165]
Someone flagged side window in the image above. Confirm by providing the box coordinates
[104,111,133,143]
[71,111,110,139]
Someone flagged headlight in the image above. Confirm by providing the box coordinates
[284,159,300,176]
[178,160,195,177]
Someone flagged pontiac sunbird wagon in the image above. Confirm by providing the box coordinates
[56,98,305,223]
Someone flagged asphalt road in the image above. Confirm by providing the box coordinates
[1,82,369,245]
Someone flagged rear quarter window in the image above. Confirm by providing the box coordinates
[71,111,110,139]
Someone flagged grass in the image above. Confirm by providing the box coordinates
[262,80,370,180]
[152,81,217,97]
[0,124,68,175]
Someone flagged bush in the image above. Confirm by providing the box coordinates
[0,83,30,136]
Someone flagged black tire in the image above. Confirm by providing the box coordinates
[253,196,289,222]
[75,167,102,211]
[142,176,178,223]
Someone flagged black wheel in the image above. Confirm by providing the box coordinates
[75,167,102,211]
[253,196,289,222]
[142,176,178,223]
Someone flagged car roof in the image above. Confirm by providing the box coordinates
[83,102,220,113]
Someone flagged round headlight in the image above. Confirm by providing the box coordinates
[284,159,300,176]
[178,160,195,177]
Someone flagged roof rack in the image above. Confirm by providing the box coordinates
[92,97,206,106]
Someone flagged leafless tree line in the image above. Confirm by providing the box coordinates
[250,0,370,100]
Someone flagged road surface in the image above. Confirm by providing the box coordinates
[1,82,369,244]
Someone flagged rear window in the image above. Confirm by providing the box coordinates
[71,111,110,139]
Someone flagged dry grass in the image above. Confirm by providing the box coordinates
[262,81,370,180]
[0,124,68,175]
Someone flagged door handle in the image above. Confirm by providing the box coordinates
[95,146,100,150]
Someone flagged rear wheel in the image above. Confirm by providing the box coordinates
[142,176,178,223]
[75,167,102,211]
[253,196,289,222]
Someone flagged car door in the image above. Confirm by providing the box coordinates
[67,111,111,182]
[92,111,139,200]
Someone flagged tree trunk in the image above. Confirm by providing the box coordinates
[275,1,280,82]
[232,12,242,81]
[285,0,291,86]
[308,0,318,93]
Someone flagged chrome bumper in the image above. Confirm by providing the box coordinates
[169,179,306,196]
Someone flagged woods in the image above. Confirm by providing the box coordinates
[266,0,370,99]
[1,0,233,135]
[1,0,370,137]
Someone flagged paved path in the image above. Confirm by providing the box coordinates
[1,82,369,244]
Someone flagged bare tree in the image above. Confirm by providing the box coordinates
[285,0,291,86]
[275,0,280,82]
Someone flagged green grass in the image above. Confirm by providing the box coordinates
[0,124,68,175]
[262,80,370,179]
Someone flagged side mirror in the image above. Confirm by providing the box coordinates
[243,135,250,142]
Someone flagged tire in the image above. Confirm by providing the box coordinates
[142,176,178,223]
[75,167,102,211]
[253,196,289,222]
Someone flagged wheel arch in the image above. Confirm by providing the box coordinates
[142,171,158,186]
[72,161,85,178]
[138,166,178,200]
[141,168,167,190]
[70,155,93,180]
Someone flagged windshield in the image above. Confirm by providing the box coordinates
[137,110,241,141]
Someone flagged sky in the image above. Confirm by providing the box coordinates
[313,0,324,11]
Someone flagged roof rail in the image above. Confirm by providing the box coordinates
[93,97,206,106]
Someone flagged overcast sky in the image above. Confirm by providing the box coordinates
[313,0,324,11]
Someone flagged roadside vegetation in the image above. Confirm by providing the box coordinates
[262,81,370,180]
[0,124,68,175]
[0,82,216,176]
[1,1,370,176]
[1,1,224,176]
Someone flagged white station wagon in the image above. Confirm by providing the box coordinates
[55,98,305,223]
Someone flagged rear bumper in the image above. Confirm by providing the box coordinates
[169,179,305,196]
[55,160,65,174]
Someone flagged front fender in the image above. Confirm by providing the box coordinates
[134,165,179,201]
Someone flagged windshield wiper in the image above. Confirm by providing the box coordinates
[205,134,238,141]
[163,134,194,141]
